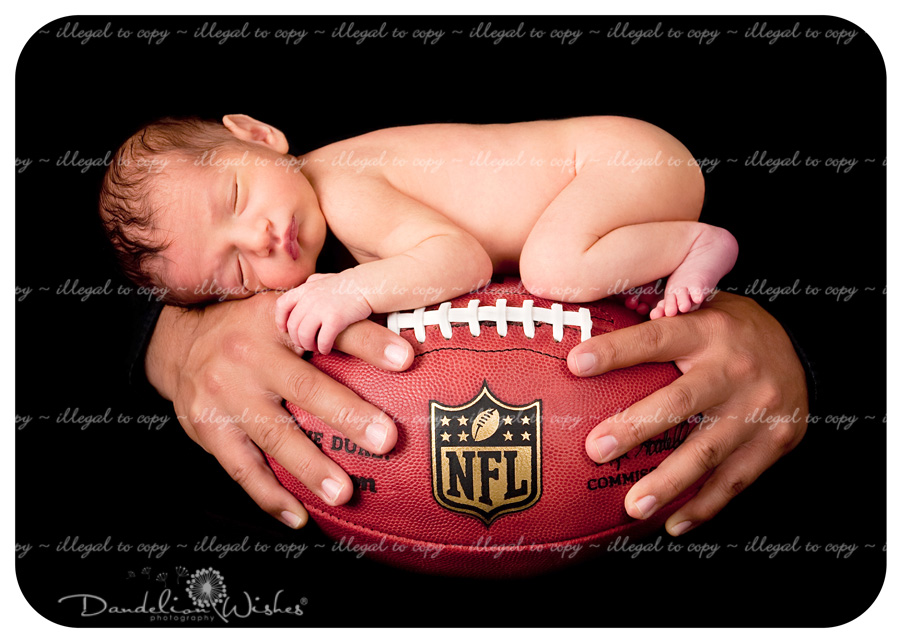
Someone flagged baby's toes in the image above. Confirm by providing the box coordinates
[649,299,666,320]
[689,287,707,305]
[623,293,641,310]
[675,288,695,314]
[639,284,663,307]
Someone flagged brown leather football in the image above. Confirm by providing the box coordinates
[269,279,701,577]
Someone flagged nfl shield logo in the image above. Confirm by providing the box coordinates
[430,383,542,526]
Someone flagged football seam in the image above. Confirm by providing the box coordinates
[414,345,568,362]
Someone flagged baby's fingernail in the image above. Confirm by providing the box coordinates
[321,477,344,504]
[572,352,596,375]
[384,343,409,368]
[671,520,693,536]
[633,495,658,519]
[366,422,388,451]
[592,434,618,461]
[279,510,304,529]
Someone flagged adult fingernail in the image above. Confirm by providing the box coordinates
[573,352,596,375]
[321,477,344,504]
[279,510,304,529]
[384,343,409,368]
[366,422,388,451]
[592,434,618,461]
[671,520,693,536]
[633,495,658,519]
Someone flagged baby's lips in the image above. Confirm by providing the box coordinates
[284,216,300,260]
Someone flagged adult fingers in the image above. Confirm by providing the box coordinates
[662,427,789,536]
[206,424,311,528]
[332,319,414,372]
[584,366,727,463]
[227,398,356,506]
[567,313,707,377]
[262,343,398,455]
[620,412,749,521]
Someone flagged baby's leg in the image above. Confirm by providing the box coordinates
[520,160,736,308]
[520,118,737,309]
[523,216,736,308]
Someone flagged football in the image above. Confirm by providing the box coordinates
[268,279,702,577]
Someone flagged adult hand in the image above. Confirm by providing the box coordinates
[567,292,808,536]
[145,291,414,529]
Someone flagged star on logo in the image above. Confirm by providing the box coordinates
[440,416,451,426]
[457,415,469,426]
[457,431,469,442]
[521,416,531,425]
[521,431,531,441]
[441,432,451,442]
[503,415,514,425]
[503,431,514,441]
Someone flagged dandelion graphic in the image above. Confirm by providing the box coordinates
[141,566,151,579]
[125,571,135,580]
[156,572,168,588]
[187,567,227,608]
[175,566,189,585]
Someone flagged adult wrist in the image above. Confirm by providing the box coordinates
[145,304,195,400]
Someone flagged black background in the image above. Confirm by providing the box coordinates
[15,15,885,628]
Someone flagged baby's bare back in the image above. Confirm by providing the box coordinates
[308,118,598,270]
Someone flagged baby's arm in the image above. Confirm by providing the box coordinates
[275,180,493,354]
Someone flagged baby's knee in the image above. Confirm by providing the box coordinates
[520,245,589,302]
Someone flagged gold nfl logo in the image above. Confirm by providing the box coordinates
[430,383,542,525]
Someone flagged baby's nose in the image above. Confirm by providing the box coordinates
[245,219,276,257]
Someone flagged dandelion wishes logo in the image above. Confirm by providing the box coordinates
[57,566,307,623]
[186,567,227,609]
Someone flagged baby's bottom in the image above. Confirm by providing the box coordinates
[519,168,737,315]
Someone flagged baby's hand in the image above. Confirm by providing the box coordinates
[275,273,374,355]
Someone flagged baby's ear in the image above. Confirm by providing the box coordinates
[222,114,289,154]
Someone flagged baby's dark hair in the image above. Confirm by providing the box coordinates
[98,115,240,305]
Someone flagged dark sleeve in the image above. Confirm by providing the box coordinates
[127,291,166,397]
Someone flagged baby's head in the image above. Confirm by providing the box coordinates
[99,114,326,305]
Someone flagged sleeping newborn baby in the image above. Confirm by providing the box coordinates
[99,114,737,354]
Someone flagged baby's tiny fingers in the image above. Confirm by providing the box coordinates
[316,322,340,356]
[297,316,323,354]
[275,289,302,331]
[286,308,308,352]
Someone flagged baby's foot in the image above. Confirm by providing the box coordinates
[650,225,739,320]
